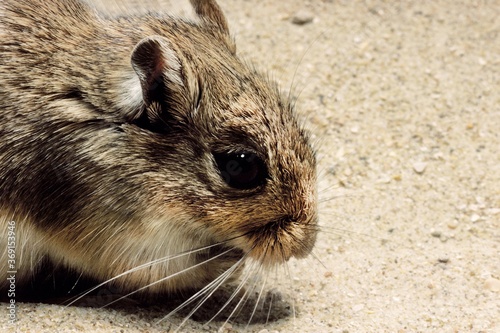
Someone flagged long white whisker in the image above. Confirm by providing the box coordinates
[64,242,229,307]
[214,262,258,331]
[265,286,274,325]
[231,263,264,323]
[316,224,391,240]
[308,249,327,270]
[317,181,343,195]
[246,264,268,329]
[287,30,328,103]
[283,261,296,326]
[318,194,353,205]
[102,247,238,310]
[177,255,245,319]
[207,258,261,326]
[167,254,250,332]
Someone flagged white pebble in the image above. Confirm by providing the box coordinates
[413,161,427,174]
[291,10,315,25]
[352,304,365,312]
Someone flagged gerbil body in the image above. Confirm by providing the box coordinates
[0,0,317,295]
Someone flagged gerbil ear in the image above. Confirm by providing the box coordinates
[126,35,189,132]
[190,0,235,53]
[190,0,229,35]
[130,35,183,108]
[128,36,186,131]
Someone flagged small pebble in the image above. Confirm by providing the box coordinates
[484,278,500,292]
[376,175,392,184]
[413,161,427,174]
[291,10,315,25]
[218,323,233,333]
[74,323,85,330]
[447,219,459,229]
[437,257,449,264]
[43,318,54,327]
[431,231,442,238]
[324,271,333,278]
[486,208,500,215]
[470,214,480,222]
[352,304,365,312]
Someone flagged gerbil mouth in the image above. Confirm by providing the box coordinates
[244,216,318,266]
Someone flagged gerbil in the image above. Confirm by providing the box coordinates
[0,0,317,299]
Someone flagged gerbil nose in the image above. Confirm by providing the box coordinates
[281,215,295,224]
[281,203,316,226]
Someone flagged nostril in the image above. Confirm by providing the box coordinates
[280,212,317,226]
[280,215,297,225]
[261,215,296,232]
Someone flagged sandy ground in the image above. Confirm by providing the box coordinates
[1,0,499,332]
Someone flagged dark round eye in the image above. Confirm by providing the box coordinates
[213,152,268,189]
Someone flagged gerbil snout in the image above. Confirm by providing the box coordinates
[255,213,318,264]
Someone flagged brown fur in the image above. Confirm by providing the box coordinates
[0,0,317,295]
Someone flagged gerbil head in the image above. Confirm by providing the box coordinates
[122,0,318,269]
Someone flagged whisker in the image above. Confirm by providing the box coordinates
[287,30,329,104]
[262,247,280,325]
[63,241,231,307]
[102,246,239,311]
[311,223,386,240]
[315,165,330,180]
[307,248,328,270]
[318,194,353,205]
[167,268,234,327]
[182,255,247,324]
[166,253,250,332]
[265,288,275,325]
[226,245,273,326]
[319,188,367,200]
[66,272,86,295]
[276,261,296,325]
[312,220,432,258]
[174,255,258,332]
[216,267,257,325]
[205,244,268,326]
[245,265,268,329]
[283,261,296,326]
[316,178,343,191]
[210,263,256,330]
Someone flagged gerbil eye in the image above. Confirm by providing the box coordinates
[213,152,268,189]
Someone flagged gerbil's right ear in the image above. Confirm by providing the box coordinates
[127,35,184,127]
[190,0,235,53]
[190,0,229,35]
